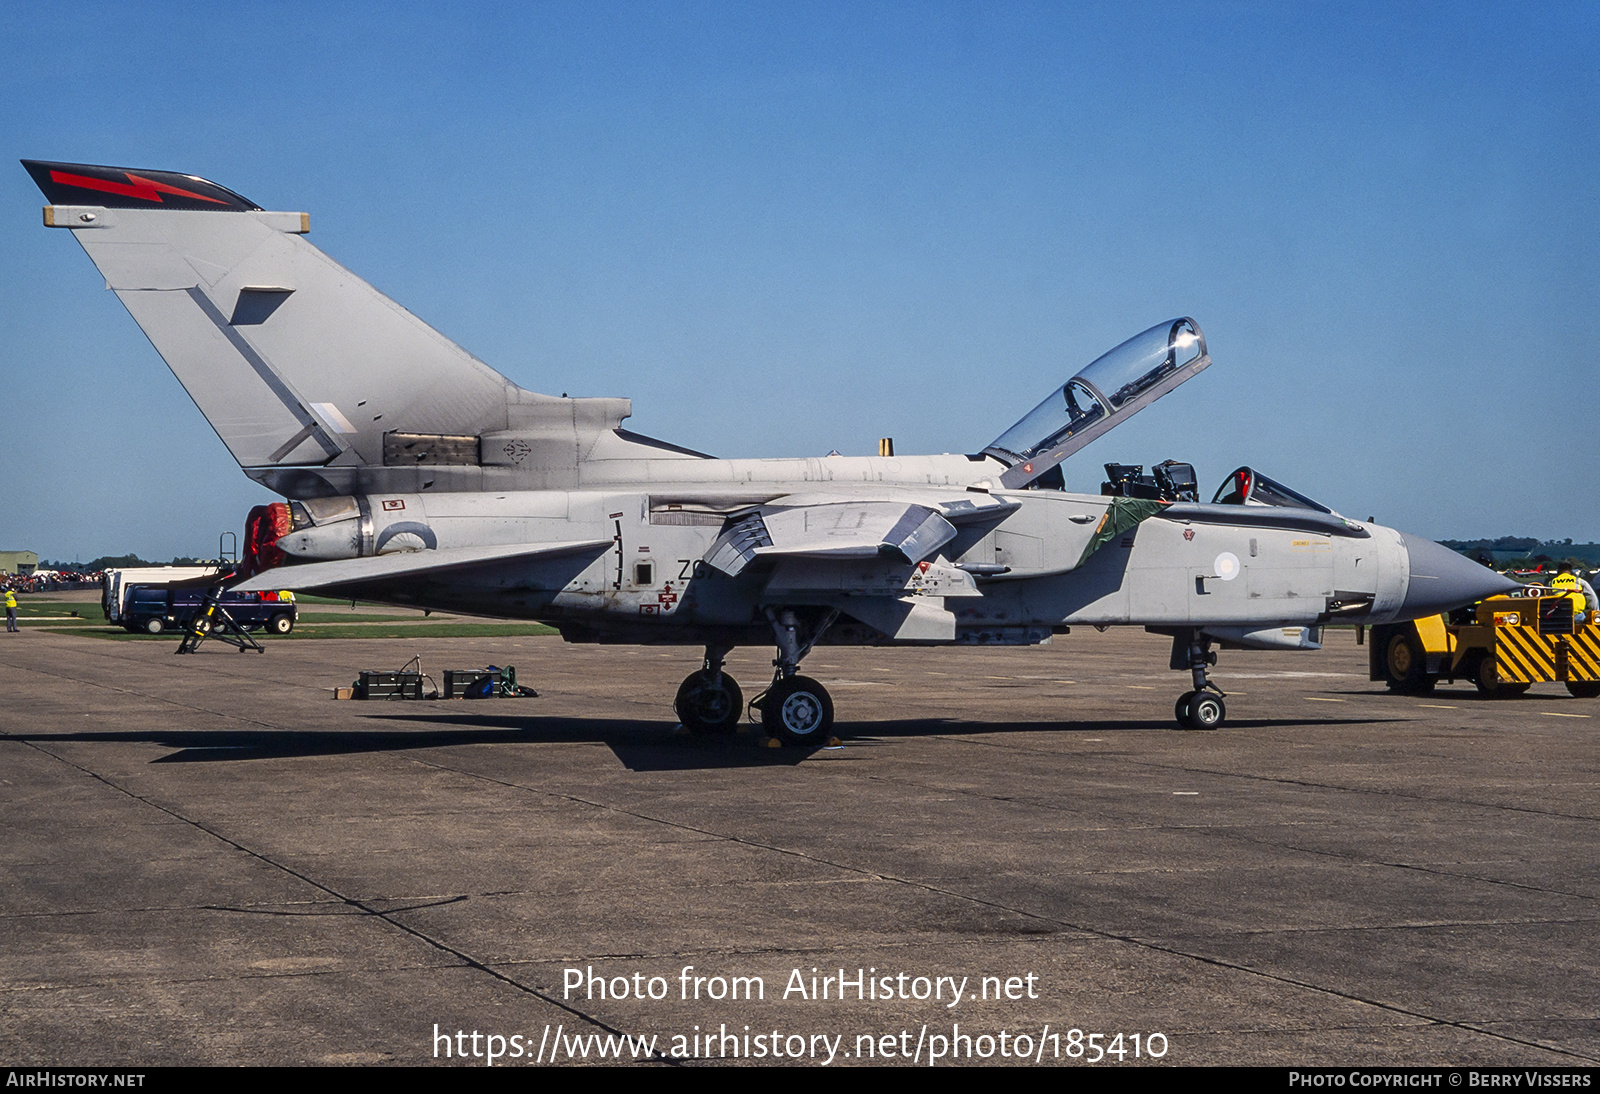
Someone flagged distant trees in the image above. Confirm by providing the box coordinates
[39,555,212,572]
[1440,538,1600,570]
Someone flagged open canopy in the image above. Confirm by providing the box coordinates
[986,318,1210,489]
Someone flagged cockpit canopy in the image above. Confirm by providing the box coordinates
[986,318,1210,489]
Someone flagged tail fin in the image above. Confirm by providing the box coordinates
[26,160,543,492]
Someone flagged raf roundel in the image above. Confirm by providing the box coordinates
[1214,552,1241,581]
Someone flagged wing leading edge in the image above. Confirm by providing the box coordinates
[232,539,613,593]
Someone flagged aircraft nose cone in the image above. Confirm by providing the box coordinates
[1398,533,1519,618]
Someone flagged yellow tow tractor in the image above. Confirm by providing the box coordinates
[1370,584,1600,698]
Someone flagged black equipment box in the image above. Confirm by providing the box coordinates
[355,670,425,700]
[444,669,503,699]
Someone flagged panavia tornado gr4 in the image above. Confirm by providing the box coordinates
[25,159,1515,741]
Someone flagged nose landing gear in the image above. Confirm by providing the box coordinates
[1172,631,1227,730]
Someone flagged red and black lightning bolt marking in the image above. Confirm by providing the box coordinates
[48,168,228,205]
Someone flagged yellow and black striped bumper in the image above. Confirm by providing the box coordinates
[1493,625,1600,683]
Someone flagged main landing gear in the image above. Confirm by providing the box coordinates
[672,609,840,747]
[674,643,743,734]
[751,608,840,746]
[1172,631,1226,730]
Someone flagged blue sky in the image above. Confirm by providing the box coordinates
[2,1,1595,561]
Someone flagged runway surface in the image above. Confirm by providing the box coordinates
[2,624,1596,1066]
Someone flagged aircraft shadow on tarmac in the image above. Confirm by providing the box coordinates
[7,713,1408,772]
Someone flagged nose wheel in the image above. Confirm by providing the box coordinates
[1175,690,1225,730]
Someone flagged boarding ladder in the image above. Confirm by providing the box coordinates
[175,580,264,655]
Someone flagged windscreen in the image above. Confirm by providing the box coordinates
[1211,467,1332,513]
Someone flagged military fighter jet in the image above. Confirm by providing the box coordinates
[24,160,1514,741]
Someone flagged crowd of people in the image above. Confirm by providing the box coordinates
[1,570,104,595]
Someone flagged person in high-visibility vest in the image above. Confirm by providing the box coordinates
[4,588,17,633]
[1552,565,1598,624]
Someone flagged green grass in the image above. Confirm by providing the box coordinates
[295,611,439,623]
[10,604,100,619]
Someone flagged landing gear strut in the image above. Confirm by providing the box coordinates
[1171,631,1226,730]
[753,608,839,746]
[674,643,743,734]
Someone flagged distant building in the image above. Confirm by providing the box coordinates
[0,551,38,575]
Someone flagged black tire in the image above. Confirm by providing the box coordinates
[1174,691,1195,727]
[761,675,835,746]
[1473,654,1526,698]
[1187,692,1225,730]
[674,669,743,734]
[1383,630,1430,693]
[143,617,164,635]
[1566,681,1600,699]
[267,613,293,635]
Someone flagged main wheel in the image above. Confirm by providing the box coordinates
[674,670,744,734]
[267,613,293,635]
[761,675,835,746]
[1185,692,1226,730]
[143,617,165,635]
[1567,681,1600,699]
[1384,630,1433,693]
[1174,691,1195,727]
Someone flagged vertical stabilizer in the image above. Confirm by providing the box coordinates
[27,160,516,473]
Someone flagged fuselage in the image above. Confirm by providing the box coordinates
[270,451,1421,648]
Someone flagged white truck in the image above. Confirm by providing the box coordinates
[101,567,223,626]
